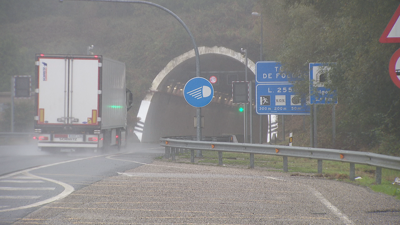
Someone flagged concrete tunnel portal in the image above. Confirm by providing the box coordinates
[133,46,276,143]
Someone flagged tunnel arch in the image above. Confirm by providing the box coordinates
[134,46,257,142]
[150,46,256,95]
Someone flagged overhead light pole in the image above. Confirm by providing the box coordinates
[252,11,266,144]
[241,48,252,143]
[251,12,263,63]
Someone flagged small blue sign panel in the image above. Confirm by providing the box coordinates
[309,63,338,104]
[184,77,214,108]
[256,84,310,115]
[256,61,300,83]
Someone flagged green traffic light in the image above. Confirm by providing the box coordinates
[239,107,244,112]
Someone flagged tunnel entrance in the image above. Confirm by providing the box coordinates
[134,46,275,143]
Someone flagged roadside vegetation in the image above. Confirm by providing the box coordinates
[1,0,400,157]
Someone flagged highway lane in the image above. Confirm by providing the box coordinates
[0,143,164,224]
[11,160,400,224]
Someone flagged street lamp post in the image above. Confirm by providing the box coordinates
[241,48,252,143]
[251,12,263,63]
[252,11,265,144]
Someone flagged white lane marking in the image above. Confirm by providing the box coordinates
[0,153,112,212]
[264,176,285,181]
[0,196,41,200]
[0,148,155,212]
[309,187,354,225]
[0,172,74,213]
[0,187,55,191]
[13,176,39,179]
[0,180,44,183]
[0,153,109,180]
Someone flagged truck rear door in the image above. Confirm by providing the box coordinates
[69,58,100,125]
[36,56,100,126]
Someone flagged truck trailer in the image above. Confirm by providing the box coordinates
[34,54,132,152]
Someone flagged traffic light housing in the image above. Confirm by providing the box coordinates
[14,76,31,98]
[232,81,249,103]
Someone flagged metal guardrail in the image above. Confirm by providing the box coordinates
[160,137,400,184]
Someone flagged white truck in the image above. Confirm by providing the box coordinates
[34,54,132,152]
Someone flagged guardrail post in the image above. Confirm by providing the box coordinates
[317,159,323,174]
[218,151,223,166]
[190,150,195,163]
[283,156,288,172]
[249,153,254,169]
[375,167,382,184]
[349,163,355,181]
[164,146,170,159]
[171,147,176,161]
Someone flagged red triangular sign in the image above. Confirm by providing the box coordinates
[380,5,400,43]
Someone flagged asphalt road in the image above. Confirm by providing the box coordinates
[4,156,400,224]
[0,142,164,224]
[1,143,400,224]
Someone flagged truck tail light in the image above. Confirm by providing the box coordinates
[88,137,98,142]
[87,135,99,142]
[39,136,49,141]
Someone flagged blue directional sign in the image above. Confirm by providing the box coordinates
[309,63,338,104]
[256,84,310,115]
[256,61,300,83]
[256,61,310,115]
[184,77,214,108]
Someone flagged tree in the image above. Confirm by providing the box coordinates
[263,0,400,154]
[0,36,27,92]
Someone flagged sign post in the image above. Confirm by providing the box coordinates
[256,61,310,144]
[183,77,214,157]
[309,63,338,148]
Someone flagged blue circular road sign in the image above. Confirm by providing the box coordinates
[183,77,214,108]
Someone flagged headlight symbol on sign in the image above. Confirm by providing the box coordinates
[187,86,212,99]
[183,77,214,108]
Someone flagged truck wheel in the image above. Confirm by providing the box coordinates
[101,130,111,153]
[117,129,121,151]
